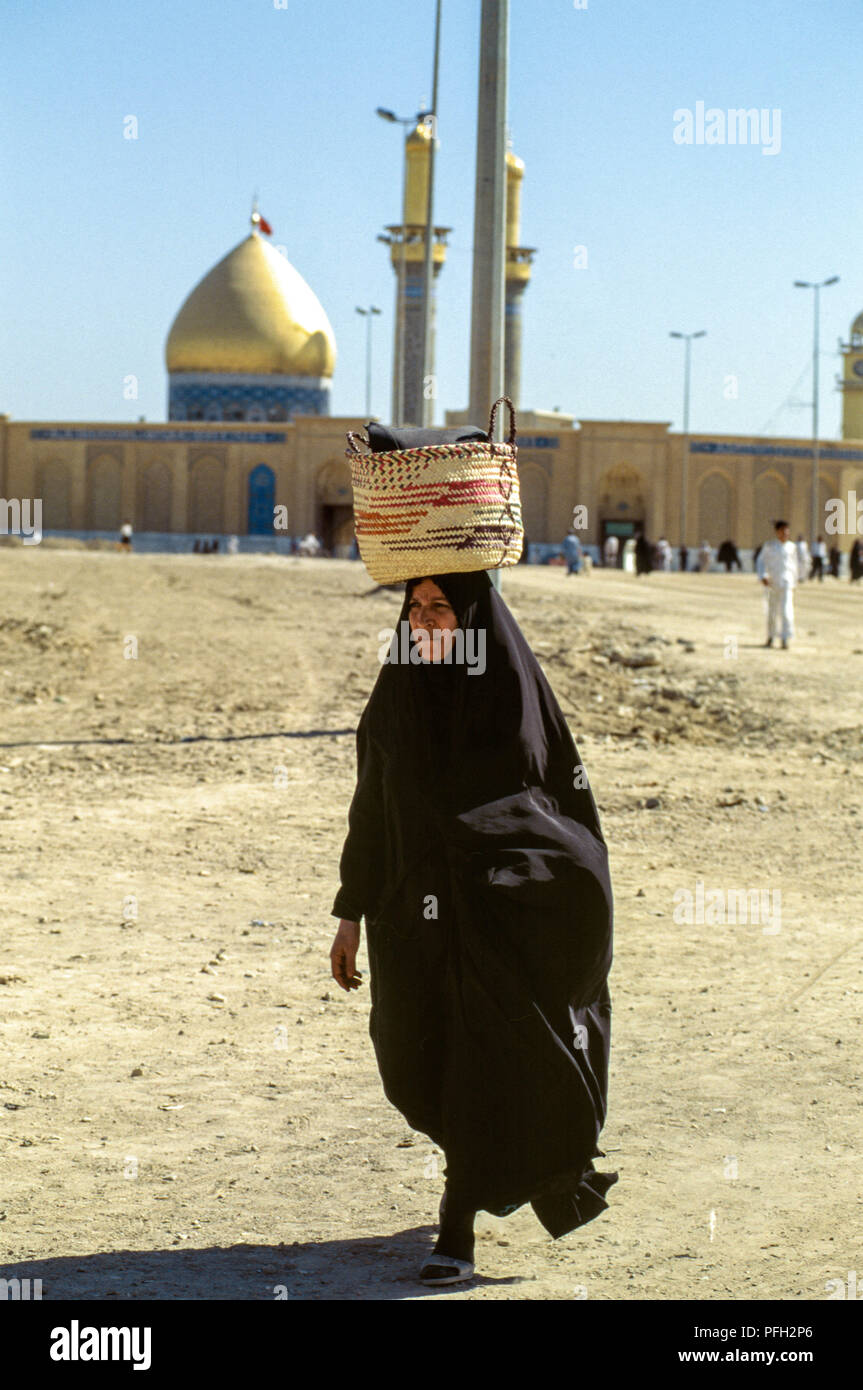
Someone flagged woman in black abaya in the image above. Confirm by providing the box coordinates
[330,570,617,1285]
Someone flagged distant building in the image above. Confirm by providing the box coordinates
[3,209,863,554]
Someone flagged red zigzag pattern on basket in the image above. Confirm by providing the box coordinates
[365,477,511,503]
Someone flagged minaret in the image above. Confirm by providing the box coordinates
[384,120,450,424]
[839,310,863,438]
[504,143,535,410]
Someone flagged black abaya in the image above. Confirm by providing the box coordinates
[331,570,617,1237]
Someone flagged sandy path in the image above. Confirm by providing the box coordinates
[0,548,861,1300]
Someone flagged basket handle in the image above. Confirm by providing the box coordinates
[346,430,372,456]
[487,396,516,445]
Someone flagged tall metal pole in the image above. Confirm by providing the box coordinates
[378,107,424,423]
[670,328,706,562]
[397,168,407,424]
[469,0,509,592]
[468,0,508,429]
[355,306,381,419]
[812,284,820,545]
[794,276,838,543]
[420,0,442,427]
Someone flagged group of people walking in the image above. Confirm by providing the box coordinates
[596,526,862,584]
[562,519,861,653]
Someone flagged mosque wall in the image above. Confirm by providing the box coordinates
[696,470,734,545]
[518,462,551,541]
[4,416,863,551]
[140,459,172,531]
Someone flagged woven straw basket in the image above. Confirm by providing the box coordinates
[345,396,523,583]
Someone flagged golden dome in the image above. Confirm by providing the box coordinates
[852,310,863,338]
[166,231,336,377]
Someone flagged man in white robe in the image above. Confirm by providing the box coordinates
[756,520,797,648]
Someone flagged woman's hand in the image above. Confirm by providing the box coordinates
[330,919,363,992]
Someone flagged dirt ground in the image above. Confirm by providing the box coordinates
[1,544,861,1301]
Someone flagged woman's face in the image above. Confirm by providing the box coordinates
[408,579,458,661]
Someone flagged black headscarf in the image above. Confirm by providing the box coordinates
[366,569,603,834]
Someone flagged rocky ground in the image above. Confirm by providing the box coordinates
[0,543,861,1300]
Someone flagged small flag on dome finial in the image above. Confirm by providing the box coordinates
[250,196,273,236]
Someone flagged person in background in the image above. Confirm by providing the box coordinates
[717,539,742,572]
[795,534,810,583]
[756,519,797,649]
[118,520,133,552]
[193,539,201,554]
[679,544,689,573]
[655,536,672,571]
[697,540,714,573]
[810,535,827,582]
[634,530,653,576]
[828,544,841,579]
[603,533,619,569]
[562,529,584,575]
[850,538,863,583]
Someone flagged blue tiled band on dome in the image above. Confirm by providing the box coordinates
[168,372,330,422]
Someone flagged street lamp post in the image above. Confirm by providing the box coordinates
[670,329,706,565]
[376,106,429,424]
[794,276,839,543]
[355,306,381,419]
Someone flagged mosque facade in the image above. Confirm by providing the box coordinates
[5,408,863,558]
[3,141,863,556]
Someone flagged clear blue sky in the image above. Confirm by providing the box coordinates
[2,0,861,438]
